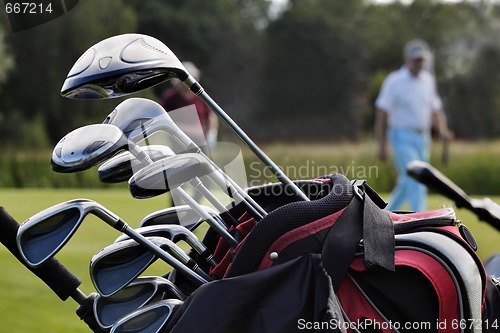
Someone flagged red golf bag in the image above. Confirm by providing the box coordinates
[166,173,499,333]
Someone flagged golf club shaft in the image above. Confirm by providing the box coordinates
[70,288,88,304]
[194,145,267,217]
[441,136,449,166]
[136,146,239,225]
[156,239,212,281]
[129,143,154,165]
[122,225,209,285]
[173,187,239,247]
[198,91,309,201]
[168,126,267,219]
[201,165,264,221]
[75,292,109,333]
[188,178,240,226]
[116,227,219,268]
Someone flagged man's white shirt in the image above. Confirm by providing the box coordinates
[375,66,442,131]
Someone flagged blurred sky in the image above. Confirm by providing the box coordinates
[269,0,497,17]
[271,0,495,6]
[372,0,481,3]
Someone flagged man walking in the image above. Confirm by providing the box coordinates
[376,39,450,211]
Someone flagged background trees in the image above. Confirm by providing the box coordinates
[1,0,500,145]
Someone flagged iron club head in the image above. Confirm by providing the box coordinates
[114,224,217,267]
[138,205,219,231]
[94,276,185,330]
[109,299,183,333]
[16,199,124,267]
[90,236,210,297]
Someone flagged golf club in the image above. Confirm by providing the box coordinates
[103,97,267,220]
[52,124,153,173]
[114,224,218,267]
[100,147,239,226]
[128,153,216,199]
[0,207,107,332]
[138,205,221,230]
[98,144,175,183]
[110,299,183,333]
[94,276,186,330]
[128,154,239,247]
[54,120,238,227]
[0,206,86,302]
[60,33,309,201]
[51,124,237,246]
[90,236,210,297]
[94,140,237,228]
[16,199,209,287]
[407,160,500,230]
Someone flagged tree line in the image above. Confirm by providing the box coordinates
[0,0,499,147]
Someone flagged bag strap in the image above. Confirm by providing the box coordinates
[322,180,395,292]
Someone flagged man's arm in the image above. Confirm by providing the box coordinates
[376,109,389,161]
[431,110,451,139]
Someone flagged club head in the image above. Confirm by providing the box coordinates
[138,205,219,231]
[90,237,193,297]
[114,224,194,244]
[94,276,186,330]
[61,34,189,99]
[103,98,184,144]
[17,199,120,267]
[110,299,183,333]
[115,224,217,268]
[52,124,131,173]
[406,160,472,209]
[98,145,175,183]
[128,153,215,199]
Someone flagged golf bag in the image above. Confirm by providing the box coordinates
[166,173,499,333]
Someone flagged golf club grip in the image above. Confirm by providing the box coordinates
[406,161,472,209]
[0,206,82,301]
[75,293,108,333]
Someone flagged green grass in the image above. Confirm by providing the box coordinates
[0,188,499,332]
[0,188,190,333]
[5,138,500,194]
[2,127,500,331]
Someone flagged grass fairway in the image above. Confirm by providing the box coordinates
[0,188,499,332]
[0,188,180,333]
